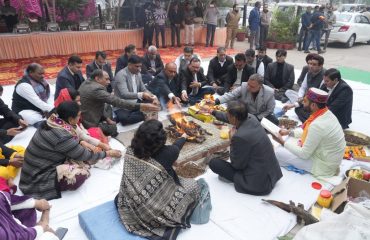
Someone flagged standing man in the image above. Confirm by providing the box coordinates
[207,47,234,95]
[259,4,271,47]
[0,0,17,32]
[304,6,325,54]
[169,3,183,48]
[248,1,261,50]
[141,2,155,49]
[183,2,196,46]
[298,6,312,51]
[115,44,137,75]
[204,1,219,47]
[55,55,84,100]
[179,58,214,105]
[264,49,295,102]
[153,0,167,48]
[86,51,114,93]
[225,4,241,49]
[322,6,336,51]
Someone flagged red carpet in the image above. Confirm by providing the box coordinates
[0,46,238,86]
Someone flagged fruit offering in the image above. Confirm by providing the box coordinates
[344,146,367,159]
[347,169,370,182]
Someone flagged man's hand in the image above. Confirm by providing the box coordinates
[6,127,22,136]
[106,149,122,158]
[9,153,23,168]
[142,92,154,101]
[279,128,291,136]
[272,133,285,146]
[148,67,156,74]
[35,199,51,211]
[212,83,218,89]
[172,96,182,108]
[99,143,110,151]
[181,92,188,101]
[106,118,116,125]
[140,103,161,112]
[283,103,295,112]
[152,96,160,106]
[18,119,28,128]
[190,82,201,88]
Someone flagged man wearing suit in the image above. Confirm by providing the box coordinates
[225,53,255,92]
[55,55,85,100]
[179,58,214,106]
[256,46,273,74]
[207,47,234,95]
[321,68,353,129]
[214,74,278,125]
[141,45,164,86]
[86,51,114,93]
[80,69,160,136]
[113,55,159,125]
[148,63,183,108]
[208,100,282,195]
[264,49,295,102]
[115,44,137,75]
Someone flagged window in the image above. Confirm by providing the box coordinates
[360,16,370,24]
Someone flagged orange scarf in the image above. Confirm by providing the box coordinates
[300,107,328,146]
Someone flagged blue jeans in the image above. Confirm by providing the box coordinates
[304,30,321,51]
[206,24,216,46]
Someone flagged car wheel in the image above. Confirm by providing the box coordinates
[345,34,355,48]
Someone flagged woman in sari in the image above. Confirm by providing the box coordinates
[19,101,122,200]
[115,119,211,240]
[54,88,110,151]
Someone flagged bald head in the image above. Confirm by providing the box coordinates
[164,62,177,80]
[26,63,44,82]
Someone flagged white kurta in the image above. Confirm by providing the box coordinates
[279,110,345,177]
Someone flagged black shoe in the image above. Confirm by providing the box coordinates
[318,50,326,54]
[304,50,310,53]
[298,47,302,51]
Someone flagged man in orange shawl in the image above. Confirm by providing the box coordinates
[274,88,345,177]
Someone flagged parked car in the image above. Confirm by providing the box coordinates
[329,12,370,48]
[339,4,366,12]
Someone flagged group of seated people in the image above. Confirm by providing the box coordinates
[0,44,354,239]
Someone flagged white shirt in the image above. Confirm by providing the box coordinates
[129,72,143,99]
[234,69,243,87]
[16,83,53,112]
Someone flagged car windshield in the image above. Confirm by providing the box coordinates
[336,13,352,22]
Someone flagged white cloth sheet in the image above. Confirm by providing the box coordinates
[2,67,370,240]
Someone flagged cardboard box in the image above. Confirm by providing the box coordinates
[331,177,370,213]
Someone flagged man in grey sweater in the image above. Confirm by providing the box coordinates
[213,73,278,125]
[204,1,219,47]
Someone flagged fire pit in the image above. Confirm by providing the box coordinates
[166,111,212,143]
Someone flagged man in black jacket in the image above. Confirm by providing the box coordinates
[179,58,214,105]
[168,2,183,47]
[115,44,137,75]
[149,63,183,108]
[141,46,164,77]
[86,51,114,93]
[264,49,295,102]
[225,53,255,92]
[321,68,353,129]
[256,46,272,73]
[207,47,234,95]
[55,55,85,100]
[0,86,28,144]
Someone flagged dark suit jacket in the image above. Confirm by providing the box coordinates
[207,56,234,86]
[141,53,164,76]
[297,65,309,86]
[225,64,255,91]
[115,54,129,75]
[150,70,182,99]
[214,112,283,195]
[179,67,209,95]
[86,61,114,92]
[0,98,21,138]
[55,66,85,100]
[321,79,353,129]
[264,62,295,90]
[257,55,273,73]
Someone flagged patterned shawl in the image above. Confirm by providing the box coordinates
[27,75,50,103]
[116,148,200,240]
[47,113,78,140]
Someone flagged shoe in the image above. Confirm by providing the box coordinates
[177,44,182,48]
[162,46,167,48]
[218,175,233,183]
[318,50,326,54]
[304,50,310,53]
[298,47,302,51]
[205,44,209,47]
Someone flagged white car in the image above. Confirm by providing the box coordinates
[329,12,370,48]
